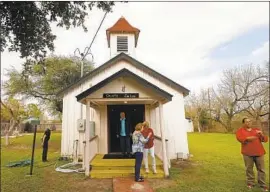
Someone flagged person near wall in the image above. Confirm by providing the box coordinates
[41,128,51,162]
[236,118,268,191]
[117,112,132,157]
[141,121,157,174]
[132,123,152,182]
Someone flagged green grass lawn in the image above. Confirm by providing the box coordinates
[1,133,112,192]
[1,132,269,192]
[154,133,269,192]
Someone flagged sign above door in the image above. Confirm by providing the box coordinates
[103,93,139,98]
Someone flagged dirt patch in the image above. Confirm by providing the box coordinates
[171,159,201,169]
[43,168,113,192]
[113,177,154,192]
[148,178,176,190]
[8,144,31,150]
[71,178,112,192]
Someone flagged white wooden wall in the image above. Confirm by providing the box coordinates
[61,59,190,160]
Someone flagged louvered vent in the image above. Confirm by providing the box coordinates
[117,36,128,52]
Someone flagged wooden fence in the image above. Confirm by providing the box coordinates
[1,122,62,136]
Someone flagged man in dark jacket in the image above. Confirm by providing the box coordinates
[42,128,51,162]
[117,112,132,157]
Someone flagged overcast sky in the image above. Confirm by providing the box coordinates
[1,2,269,94]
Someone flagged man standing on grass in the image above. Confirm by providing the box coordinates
[236,118,268,191]
[41,128,51,162]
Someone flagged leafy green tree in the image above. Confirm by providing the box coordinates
[26,103,43,119]
[3,56,94,117]
[1,98,27,123]
[1,97,42,145]
[198,109,209,132]
[0,1,115,62]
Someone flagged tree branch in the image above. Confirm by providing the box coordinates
[260,112,269,117]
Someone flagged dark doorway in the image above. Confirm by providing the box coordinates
[108,104,145,153]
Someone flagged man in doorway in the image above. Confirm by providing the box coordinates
[117,112,132,157]
[236,118,268,191]
[41,128,51,162]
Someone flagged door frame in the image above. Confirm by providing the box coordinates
[107,104,145,153]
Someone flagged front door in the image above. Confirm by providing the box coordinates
[108,104,145,153]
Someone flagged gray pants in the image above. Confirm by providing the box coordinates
[243,155,266,188]
[120,136,130,154]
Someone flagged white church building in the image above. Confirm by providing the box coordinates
[58,17,190,177]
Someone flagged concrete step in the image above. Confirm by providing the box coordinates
[90,168,164,179]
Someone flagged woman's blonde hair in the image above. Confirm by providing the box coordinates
[135,123,143,131]
[142,121,149,128]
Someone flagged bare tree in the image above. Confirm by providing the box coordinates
[185,89,209,132]
[212,63,268,132]
[243,63,269,122]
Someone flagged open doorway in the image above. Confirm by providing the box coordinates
[107,104,145,153]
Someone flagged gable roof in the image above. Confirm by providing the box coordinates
[76,68,173,102]
[57,53,190,97]
[106,17,140,47]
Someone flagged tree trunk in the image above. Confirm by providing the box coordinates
[254,114,262,128]
[226,118,233,133]
[197,119,201,133]
[5,121,17,146]
[5,132,9,146]
[197,111,201,133]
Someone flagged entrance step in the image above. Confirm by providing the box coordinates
[113,177,154,192]
[90,154,165,179]
[91,168,164,179]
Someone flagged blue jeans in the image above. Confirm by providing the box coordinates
[135,152,143,181]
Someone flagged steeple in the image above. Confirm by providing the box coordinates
[106,17,140,58]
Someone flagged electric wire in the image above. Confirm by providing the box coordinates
[81,11,108,60]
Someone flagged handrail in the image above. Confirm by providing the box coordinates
[154,135,168,142]
[89,135,98,142]
[154,135,171,169]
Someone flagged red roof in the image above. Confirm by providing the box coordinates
[106,17,140,47]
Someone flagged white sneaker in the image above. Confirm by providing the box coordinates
[145,168,149,173]
[152,168,157,174]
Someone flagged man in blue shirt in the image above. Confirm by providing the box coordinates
[117,112,131,157]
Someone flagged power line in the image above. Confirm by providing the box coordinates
[74,11,108,62]
[82,11,108,60]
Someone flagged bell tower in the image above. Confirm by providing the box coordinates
[106,17,140,58]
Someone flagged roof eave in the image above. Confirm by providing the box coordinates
[58,53,190,98]
[76,68,173,102]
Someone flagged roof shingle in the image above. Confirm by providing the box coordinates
[106,17,140,47]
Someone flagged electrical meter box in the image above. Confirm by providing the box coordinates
[90,121,95,138]
[77,119,85,132]
[77,119,95,136]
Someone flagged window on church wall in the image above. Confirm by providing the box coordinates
[117,36,128,52]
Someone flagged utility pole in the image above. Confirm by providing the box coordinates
[73,11,107,170]
[74,48,94,164]
[74,48,94,117]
